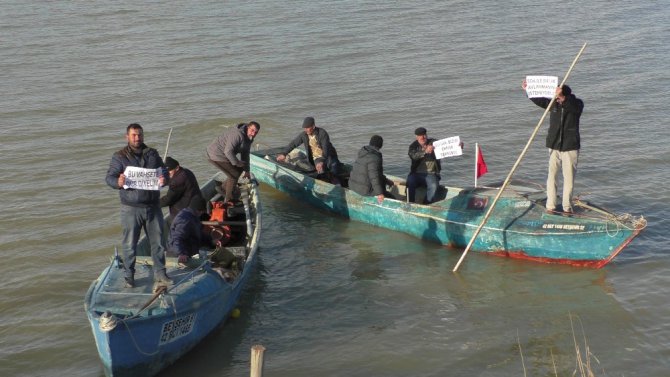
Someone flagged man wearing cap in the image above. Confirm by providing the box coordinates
[168,196,212,264]
[276,117,341,182]
[406,127,443,204]
[522,81,584,213]
[349,135,394,204]
[207,121,261,202]
[160,156,202,221]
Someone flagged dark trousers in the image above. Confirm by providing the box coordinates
[208,159,243,202]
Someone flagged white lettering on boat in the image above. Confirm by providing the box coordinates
[513,201,530,208]
[542,223,586,231]
[159,313,196,345]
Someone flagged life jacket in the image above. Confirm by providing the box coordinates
[207,201,233,246]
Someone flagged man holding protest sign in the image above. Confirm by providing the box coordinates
[522,78,584,214]
[406,127,463,204]
[105,123,172,289]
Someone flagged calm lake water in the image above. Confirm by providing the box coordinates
[1,1,668,376]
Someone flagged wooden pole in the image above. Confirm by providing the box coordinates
[474,143,479,188]
[250,344,266,377]
[164,127,173,158]
[452,42,587,272]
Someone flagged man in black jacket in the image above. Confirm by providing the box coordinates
[349,135,394,204]
[276,117,341,182]
[407,127,441,204]
[160,156,202,222]
[523,81,584,213]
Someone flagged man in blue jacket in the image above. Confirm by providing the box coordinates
[105,123,171,288]
[168,196,211,264]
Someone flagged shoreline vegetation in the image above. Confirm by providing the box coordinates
[519,313,604,377]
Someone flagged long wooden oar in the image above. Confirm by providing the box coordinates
[452,42,588,272]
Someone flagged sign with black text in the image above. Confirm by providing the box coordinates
[123,166,162,190]
[525,75,558,99]
[433,136,463,159]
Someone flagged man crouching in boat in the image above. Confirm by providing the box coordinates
[168,196,212,265]
[105,123,172,289]
[349,135,394,204]
[207,121,260,203]
[276,116,342,185]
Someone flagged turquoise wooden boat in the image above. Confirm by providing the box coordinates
[250,147,645,268]
[85,173,262,377]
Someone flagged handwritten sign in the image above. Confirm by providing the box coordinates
[123,166,162,190]
[525,75,558,99]
[433,136,462,159]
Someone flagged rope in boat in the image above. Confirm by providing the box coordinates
[97,260,210,355]
[497,185,647,233]
[573,198,647,234]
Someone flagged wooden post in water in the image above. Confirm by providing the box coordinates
[250,344,266,377]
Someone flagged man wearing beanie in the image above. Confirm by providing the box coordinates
[349,135,394,204]
[168,196,211,264]
[276,117,342,184]
[160,156,202,222]
[522,80,584,214]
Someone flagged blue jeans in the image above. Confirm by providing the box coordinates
[120,204,167,278]
[407,173,440,204]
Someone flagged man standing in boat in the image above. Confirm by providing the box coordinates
[522,80,584,213]
[276,117,342,184]
[349,135,394,204]
[160,156,202,223]
[207,121,260,203]
[105,123,172,288]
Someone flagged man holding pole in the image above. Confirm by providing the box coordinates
[522,81,584,214]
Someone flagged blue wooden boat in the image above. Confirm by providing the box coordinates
[85,173,261,377]
[250,147,646,268]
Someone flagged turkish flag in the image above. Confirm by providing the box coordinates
[476,146,488,178]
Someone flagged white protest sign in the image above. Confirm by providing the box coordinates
[123,166,163,190]
[433,136,462,159]
[525,75,558,99]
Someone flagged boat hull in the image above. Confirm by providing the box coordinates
[85,267,240,376]
[250,151,644,267]
[86,174,261,376]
